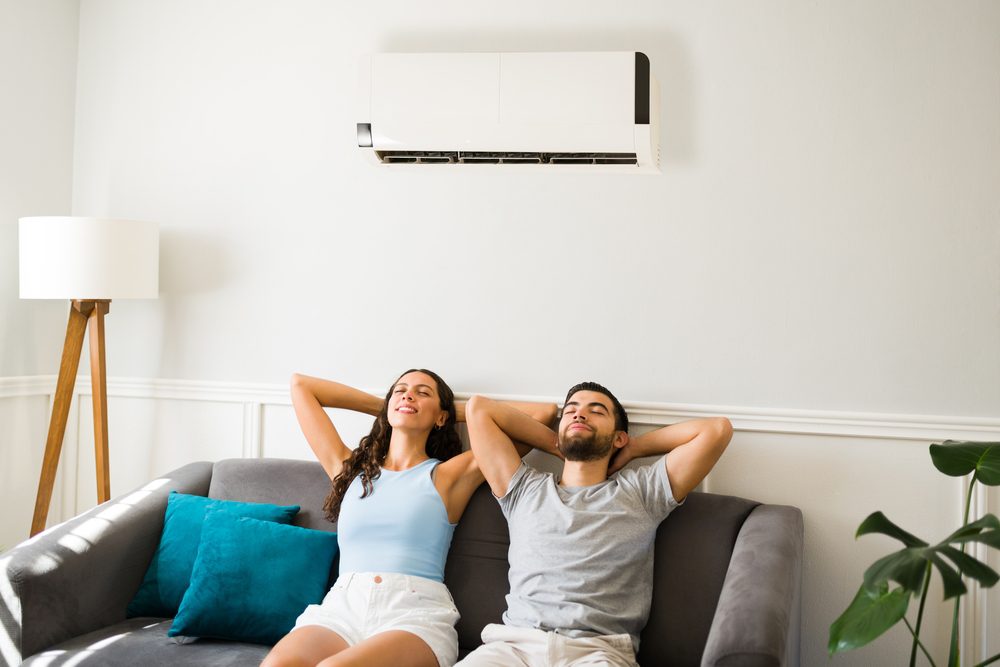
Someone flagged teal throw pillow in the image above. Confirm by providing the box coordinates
[127,492,300,618]
[168,509,339,645]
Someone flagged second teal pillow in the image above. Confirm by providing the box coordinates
[169,509,339,644]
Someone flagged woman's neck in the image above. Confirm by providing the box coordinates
[382,429,430,470]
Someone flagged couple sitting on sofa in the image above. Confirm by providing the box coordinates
[263,369,733,667]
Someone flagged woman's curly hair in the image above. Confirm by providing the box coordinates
[323,368,462,522]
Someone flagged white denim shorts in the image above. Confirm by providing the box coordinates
[294,571,460,667]
[457,623,637,667]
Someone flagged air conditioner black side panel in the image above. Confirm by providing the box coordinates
[635,52,650,126]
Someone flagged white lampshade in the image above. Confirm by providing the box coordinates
[19,217,159,299]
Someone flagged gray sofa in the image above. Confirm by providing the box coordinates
[2,458,803,666]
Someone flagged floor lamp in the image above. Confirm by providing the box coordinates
[19,217,159,537]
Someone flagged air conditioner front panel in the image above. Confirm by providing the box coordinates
[361,52,657,169]
[499,52,634,125]
[370,122,635,153]
[371,53,499,127]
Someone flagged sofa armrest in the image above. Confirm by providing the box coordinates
[701,504,804,667]
[1,461,213,664]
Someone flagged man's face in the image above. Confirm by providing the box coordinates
[558,390,619,462]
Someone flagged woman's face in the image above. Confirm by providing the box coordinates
[386,371,448,431]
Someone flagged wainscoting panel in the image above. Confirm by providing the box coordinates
[0,394,59,546]
[710,430,959,666]
[74,395,245,511]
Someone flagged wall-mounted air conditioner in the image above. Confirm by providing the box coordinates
[357,52,660,172]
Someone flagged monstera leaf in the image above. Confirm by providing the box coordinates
[831,442,1000,664]
[854,511,1000,601]
[929,440,1000,485]
[829,582,910,654]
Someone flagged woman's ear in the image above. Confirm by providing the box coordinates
[436,412,448,428]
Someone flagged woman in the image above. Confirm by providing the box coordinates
[262,369,556,667]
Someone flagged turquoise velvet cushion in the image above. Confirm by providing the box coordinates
[128,491,300,618]
[168,509,339,645]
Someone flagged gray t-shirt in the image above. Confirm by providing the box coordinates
[497,456,682,653]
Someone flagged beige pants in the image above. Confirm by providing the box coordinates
[457,623,637,667]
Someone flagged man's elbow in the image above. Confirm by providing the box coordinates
[542,403,559,425]
[713,417,733,449]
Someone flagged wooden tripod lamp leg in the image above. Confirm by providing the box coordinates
[30,301,94,537]
[90,300,111,504]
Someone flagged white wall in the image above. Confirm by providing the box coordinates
[2,0,999,664]
[68,0,1000,416]
[0,0,80,545]
[0,0,80,376]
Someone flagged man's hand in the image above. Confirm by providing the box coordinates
[607,434,633,474]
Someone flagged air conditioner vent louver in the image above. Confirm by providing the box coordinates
[376,151,638,166]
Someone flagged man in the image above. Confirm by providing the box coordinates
[458,381,732,667]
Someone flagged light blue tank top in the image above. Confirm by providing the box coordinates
[336,458,457,582]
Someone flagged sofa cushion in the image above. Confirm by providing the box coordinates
[444,483,511,655]
[639,491,759,666]
[169,510,339,644]
[20,618,270,667]
[127,492,300,618]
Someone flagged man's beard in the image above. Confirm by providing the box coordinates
[560,429,615,462]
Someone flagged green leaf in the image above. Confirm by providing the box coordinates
[829,583,910,654]
[944,514,1000,542]
[930,441,1000,485]
[928,553,968,599]
[938,546,1000,588]
[863,547,930,594]
[856,511,928,548]
[950,529,1000,549]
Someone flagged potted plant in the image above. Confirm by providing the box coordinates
[829,440,1000,666]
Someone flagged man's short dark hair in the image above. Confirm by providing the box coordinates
[563,381,628,433]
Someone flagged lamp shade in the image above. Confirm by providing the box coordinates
[19,216,159,299]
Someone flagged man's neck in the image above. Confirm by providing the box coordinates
[559,458,611,488]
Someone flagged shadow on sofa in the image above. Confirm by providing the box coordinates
[2,458,803,666]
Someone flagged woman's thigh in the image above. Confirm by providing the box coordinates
[261,625,350,667]
[317,629,439,667]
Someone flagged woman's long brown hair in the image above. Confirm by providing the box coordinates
[322,369,462,522]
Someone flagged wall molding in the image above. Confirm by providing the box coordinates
[2,374,999,441]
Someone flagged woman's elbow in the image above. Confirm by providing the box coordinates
[465,394,491,419]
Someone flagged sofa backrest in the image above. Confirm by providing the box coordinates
[208,459,759,664]
[210,458,337,532]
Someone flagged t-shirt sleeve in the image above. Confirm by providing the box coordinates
[617,454,683,521]
[496,462,537,519]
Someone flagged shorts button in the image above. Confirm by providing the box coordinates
[374,575,383,584]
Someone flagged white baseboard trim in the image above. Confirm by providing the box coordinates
[3,375,999,441]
